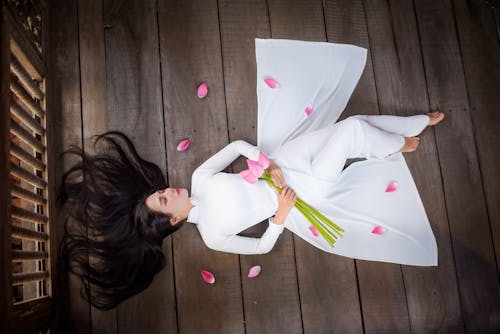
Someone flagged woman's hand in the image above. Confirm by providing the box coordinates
[268,160,286,188]
[273,186,297,225]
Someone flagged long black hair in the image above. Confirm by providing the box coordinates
[58,131,184,310]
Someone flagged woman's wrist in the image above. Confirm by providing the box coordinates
[273,211,287,225]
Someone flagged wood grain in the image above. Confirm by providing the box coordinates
[102,0,177,332]
[48,0,89,332]
[363,0,465,332]
[77,0,115,332]
[158,0,245,332]
[453,0,500,280]
[413,0,500,331]
[218,1,305,333]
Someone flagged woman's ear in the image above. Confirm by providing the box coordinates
[170,217,180,226]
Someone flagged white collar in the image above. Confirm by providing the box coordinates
[186,195,199,224]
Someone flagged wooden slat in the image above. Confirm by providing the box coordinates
[308,0,374,332]
[158,0,245,332]
[4,5,45,80]
[363,0,465,332]
[453,0,500,279]
[77,0,114,332]
[12,271,49,285]
[10,101,45,135]
[11,206,47,224]
[11,184,46,205]
[101,0,177,332]
[10,121,45,153]
[11,225,48,242]
[12,250,48,261]
[220,1,306,333]
[48,0,88,331]
[11,142,46,171]
[10,78,45,118]
[10,57,44,100]
[413,0,500,331]
[10,163,47,188]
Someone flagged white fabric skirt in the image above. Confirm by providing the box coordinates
[255,38,438,266]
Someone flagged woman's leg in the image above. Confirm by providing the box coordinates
[353,114,430,137]
[310,116,405,182]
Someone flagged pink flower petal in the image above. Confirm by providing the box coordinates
[309,225,320,237]
[247,265,261,278]
[371,225,386,235]
[258,152,270,169]
[201,270,215,284]
[264,77,279,89]
[197,82,208,98]
[247,159,264,177]
[177,138,191,151]
[385,181,398,192]
[305,104,314,116]
[240,169,258,184]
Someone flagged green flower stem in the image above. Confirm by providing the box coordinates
[259,170,343,248]
[294,201,337,246]
[294,200,337,240]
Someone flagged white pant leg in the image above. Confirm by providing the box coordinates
[353,114,429,137]
[311,116,405,182]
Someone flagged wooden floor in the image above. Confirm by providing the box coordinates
[48,0,500,333]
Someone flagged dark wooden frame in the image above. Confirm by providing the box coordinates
[0,2,55,333]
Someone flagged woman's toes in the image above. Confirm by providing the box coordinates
[427,111,445,126]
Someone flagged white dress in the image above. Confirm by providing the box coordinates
[187,38,438,267]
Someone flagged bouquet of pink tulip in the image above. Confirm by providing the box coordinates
[240,152,344,247]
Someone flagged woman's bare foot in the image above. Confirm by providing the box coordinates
[399,137,420,153]
[427,111,445,126]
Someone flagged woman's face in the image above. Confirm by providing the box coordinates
[145,187,190,225]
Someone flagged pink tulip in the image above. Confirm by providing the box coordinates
[197,82,208,98]
[247,159,264,177]
[309,225,320,237]
[177,139,191,151]
[305,104,314,116]
[258,152,270,169]
[247,265,261,278]
[240,169,258,184]
[264,77,279,89]
[371,226,386,235]
[385,181,398,192]
[201,270,215,284]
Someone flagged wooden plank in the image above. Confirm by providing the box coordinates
[266,0,365,333]
[158,0,245,332]
[218,1,304,333]
[322,1,385,332]
[101,0,177,332]
[363,1,465,332]
[0,4,12,333]
[413,0,500,330]
[453,0,500,277]
[47,0,89,332]
[77,0,115,332]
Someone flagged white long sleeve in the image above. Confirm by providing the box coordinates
[192,140,260,181]
[201,219,284,255]
[188,140,283,255]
